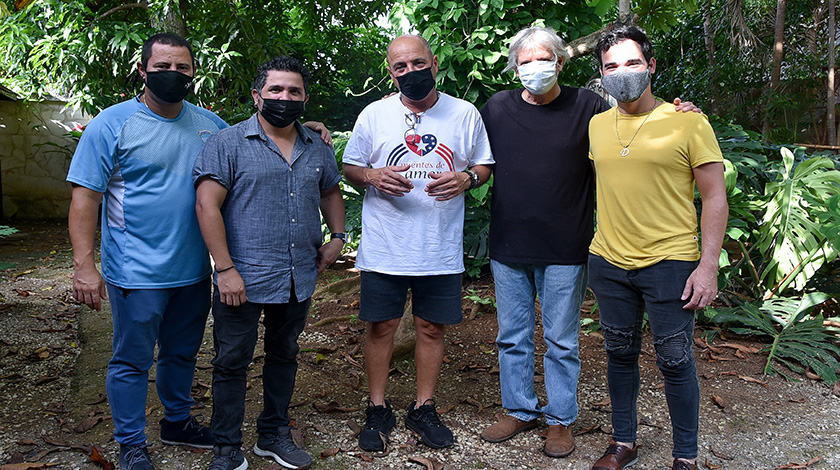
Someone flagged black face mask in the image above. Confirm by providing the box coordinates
[396,67,436,101]
[259,97,305,128]
[144,70,193,103]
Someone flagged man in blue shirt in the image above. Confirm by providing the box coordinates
[67,33,227,470]
[194,55,345,470]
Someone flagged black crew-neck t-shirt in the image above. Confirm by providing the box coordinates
[481,86,610,265]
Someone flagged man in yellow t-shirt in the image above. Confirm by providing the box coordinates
[587,26,728,470]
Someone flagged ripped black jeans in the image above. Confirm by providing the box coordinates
[588,255,700,460]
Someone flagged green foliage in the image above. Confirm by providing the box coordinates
[0,225,18,237]
[391,0,609,109]
[0,0,391,129]
[710,118,840,383]
[463,288,496,308]
[711,294,840,384]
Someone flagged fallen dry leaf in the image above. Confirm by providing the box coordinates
[408,455,444,470]
[704,459,722,469]
[319,448,340,458]
[0,465,60,470]
[74,416,104,433]
[88,446,115,470]
[718,342,761,354]
[738,375,770,388]
[711,395,727,410]
[313,401,360,413]
[709,445,733,460]
[347,420,362,438]
[574,423,600,436]
[832,382,840,398]
[774,456,822,469]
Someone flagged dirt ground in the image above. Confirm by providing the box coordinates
[0,220,838,470]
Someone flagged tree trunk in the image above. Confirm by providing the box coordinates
[149,0,188,37]
[829,0,837,147]
[703,0,719,115]
[762,0,787,139]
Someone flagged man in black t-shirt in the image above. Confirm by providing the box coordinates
[478,26,699,460]
[478,25,609,459]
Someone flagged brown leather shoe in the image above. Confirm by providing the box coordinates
[592,440,638,470]
[672,459,698,470]
[543,424,575,457]
[480,415,538,443]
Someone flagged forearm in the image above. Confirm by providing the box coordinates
[698,194,728,269]
[320,185,346,234]
[196,204,235,270]
[342,164,369,188]
[68,186,102,271]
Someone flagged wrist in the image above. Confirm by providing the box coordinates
[217,265,236,273]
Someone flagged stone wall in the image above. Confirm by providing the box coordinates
[0,100,90,219]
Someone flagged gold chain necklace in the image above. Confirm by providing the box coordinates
[615,101,658,157]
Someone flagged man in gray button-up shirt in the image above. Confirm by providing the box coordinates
[193,55,345,470]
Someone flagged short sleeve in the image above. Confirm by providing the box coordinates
[342,110,373,167]
[193,131,234,189]
[66,113,120,192]
[687,114,724,168]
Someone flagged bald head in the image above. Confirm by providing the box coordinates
[387,35,433,66]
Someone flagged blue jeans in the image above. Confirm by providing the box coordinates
[491,260,588,426]
[210,288,310,448]
[106,278,211,446]
[588,255,700,460]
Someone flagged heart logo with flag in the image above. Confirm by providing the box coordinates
[405,134,438,156]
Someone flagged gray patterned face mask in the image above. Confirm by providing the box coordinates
[601,69,651,103]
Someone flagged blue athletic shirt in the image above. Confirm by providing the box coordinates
[67,96,228,288]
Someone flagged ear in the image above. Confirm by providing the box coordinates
[386,66,400,90]
[251,89,260,108]
[431,55,439,78]
[137,61,146,81]
[649,58,656,75]
[556,57,564,73]
[304,94,310,105]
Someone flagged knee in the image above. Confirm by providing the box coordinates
[414,317,444,341]
[601,324,640,361]
[653,330,693,370]
[368,319,400,341]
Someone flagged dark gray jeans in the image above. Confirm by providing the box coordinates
[588,255,700,460]
[209,287,309,448]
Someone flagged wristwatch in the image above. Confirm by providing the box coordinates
[330,232,347,244]
[463,169,479,190]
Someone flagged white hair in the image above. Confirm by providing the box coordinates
[505,26,570,73]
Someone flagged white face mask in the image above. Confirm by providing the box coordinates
[517,59,558,96]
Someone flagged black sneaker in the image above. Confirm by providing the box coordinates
[253,426,311,469]
[208,446,248,470]
[405,399,454,449]
[358,400,396,451]
[119,442,155,470]
[160,415,214,449]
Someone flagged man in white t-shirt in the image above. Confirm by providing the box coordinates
[343,34,494,451]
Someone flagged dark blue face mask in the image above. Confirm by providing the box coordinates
[396,67,436,101]
[144,70,193,103]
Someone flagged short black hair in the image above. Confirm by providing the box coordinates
[595,25,654,68]
[141,33,195,69]
[252,56,311,94]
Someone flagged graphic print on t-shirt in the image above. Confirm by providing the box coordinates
[386,133,455,180]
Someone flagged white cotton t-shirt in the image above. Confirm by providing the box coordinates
[343,93,494,275]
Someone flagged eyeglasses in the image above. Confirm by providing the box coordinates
[405,112,420,144]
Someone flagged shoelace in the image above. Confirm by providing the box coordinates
[271,432,300,453]
[413,404,444,428]
[124,444,151,469]
[602,443,622,457]
[182,415,205,432]
[208,451,238,470]
[365,405,390,430]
